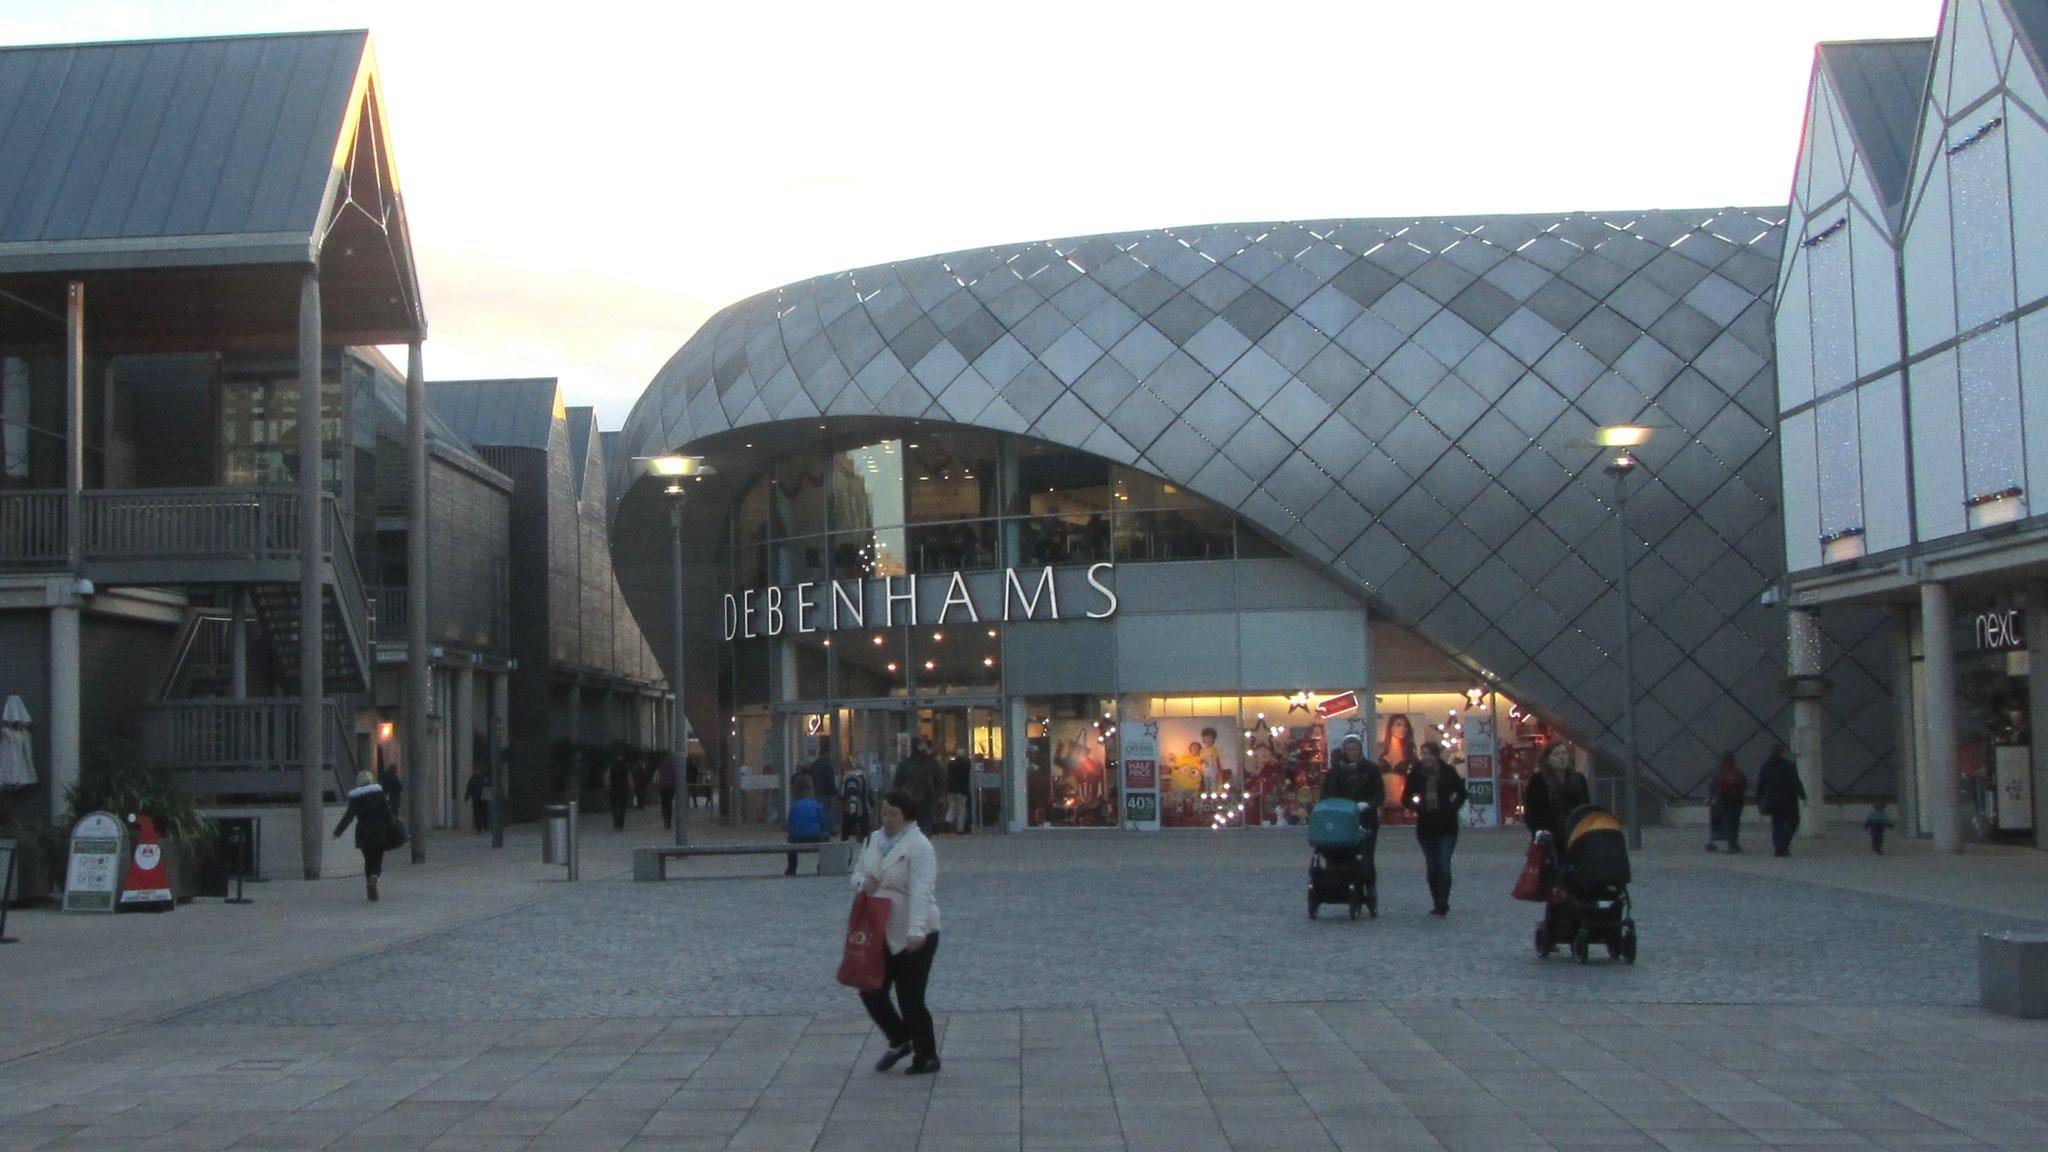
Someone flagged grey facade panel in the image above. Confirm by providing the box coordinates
[615,209,1886,798]
[1001,619,1116,696]
[1239,610,1366,692]
[1116,613,1238,693]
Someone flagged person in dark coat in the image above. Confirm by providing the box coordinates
[1521,742,1588,841]
[607,756,633,831]
[1403,743,1469,916]
[378,759,404,819]
[464,763,490,834]
[1755,741,1806,857]
[1322,734,1385,890]
[945,750,972,834]
[333,770,394,901]
[656,753,678,830]
[894,739,944,835]
[1707,752,1748,853]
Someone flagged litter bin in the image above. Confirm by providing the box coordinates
[540,800,579,880]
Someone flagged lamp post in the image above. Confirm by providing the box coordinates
[647,454,712,847]
[1594,425,1651,851]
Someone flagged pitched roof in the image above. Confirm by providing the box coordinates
[2006,0,2048,85]
[0,30,375,267]
[565,406,597,493]
[1817,38,1933,227]
[427,378,562,451]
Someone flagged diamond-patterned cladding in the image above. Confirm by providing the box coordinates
[617,208,1886,799]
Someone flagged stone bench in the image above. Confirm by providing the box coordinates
[1980,931,2048,1018]
[633,840,853,881]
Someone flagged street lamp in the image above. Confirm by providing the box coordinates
[1597,427,1649,851]
[644,453,713,845]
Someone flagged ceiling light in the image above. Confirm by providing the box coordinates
[1592,425,1652,448]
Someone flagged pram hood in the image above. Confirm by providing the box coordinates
[1560,804,1631,886]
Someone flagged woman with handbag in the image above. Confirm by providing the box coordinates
[850,789,943,1075]
[333,769,397,901]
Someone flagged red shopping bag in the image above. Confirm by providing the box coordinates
[836,892,892,991]
[1512,838,1547,902]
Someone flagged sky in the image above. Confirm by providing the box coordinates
[3,0,1943,427]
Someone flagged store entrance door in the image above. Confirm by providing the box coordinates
[832,698,1005,832]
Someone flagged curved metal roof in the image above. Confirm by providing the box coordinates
[615,210,1790,786]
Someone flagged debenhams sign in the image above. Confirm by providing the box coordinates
[724,563,1117,640]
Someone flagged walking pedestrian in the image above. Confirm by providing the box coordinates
[378,757,404,818]
[630,749,652,810]
[841,762,872,843]
[851,789,942,1076]
[1706,752,1747,852]
[656,752,678,830]
[1322,734,1384,896]
[945,748,971,834]
[332,769,394,902]
[1522,742,1588,841]
[1755,741,1806,856]
[787,774,827,875]
[607,754,632,831]
[1864,799,1895,855]
[464,762,490,834]
[1403,742,1468,916]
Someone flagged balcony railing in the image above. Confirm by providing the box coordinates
[372,586,408,642]
[141,698,354,800]
[0,487,344,572]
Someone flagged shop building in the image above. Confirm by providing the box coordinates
[612,211,1892,831]
[1776,0,2048,849]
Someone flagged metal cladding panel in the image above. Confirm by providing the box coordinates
[0,31,364,244]
[1818,39,1937,225]
[615,208,1890,799]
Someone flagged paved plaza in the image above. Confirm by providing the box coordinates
[5,812,2048,1150]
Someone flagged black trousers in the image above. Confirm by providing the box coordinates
[786,833,825,874]
[1419,827,1458,909]
[861,934,939,1062]
[1770,809,1800,855]
[659,787,675,828]
[470,799,489,833]
[360,844,385,877]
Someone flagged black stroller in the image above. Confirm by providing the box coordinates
[1306,799,1378,920]
[1534,805,1636,963]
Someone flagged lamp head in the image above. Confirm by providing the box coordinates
[1603,453,1639,479]
[645,454,712,478]
[1592,425,1652,448]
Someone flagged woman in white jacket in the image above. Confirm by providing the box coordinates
[851,788,942,1075]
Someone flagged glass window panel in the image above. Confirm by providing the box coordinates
[905,430,998,523]
[736,470,772,553]
[907,520,999,572]
[794,631,829,700]
[735,543,768,592]
[1015,512,1110,566]
[1013,440,1112,514]
[1960,325,2024,501]
[831,527,907,579]
[1236,523,1287,559]
[832,438,905,532]
[1023,694,1118,827]
[771,537,829,585]
[771,450,829,538]
[1115,506,1234,561]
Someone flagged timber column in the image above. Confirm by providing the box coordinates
[297,268,324,878]
[405,341,429,862]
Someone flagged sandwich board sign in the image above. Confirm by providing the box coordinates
[63,811,127,913]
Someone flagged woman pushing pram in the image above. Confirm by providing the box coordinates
[1307,734,1384,920]
[1528,804,1637,963]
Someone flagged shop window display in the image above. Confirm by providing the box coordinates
[1025,695,1118,827]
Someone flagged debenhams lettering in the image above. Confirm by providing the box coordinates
[723,564,1117,641]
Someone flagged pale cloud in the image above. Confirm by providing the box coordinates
[7,0,1942,427]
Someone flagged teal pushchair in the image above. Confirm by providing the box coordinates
[1306,798,1377,920]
